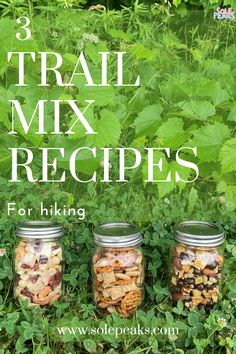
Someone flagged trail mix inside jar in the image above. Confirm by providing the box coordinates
[93,223,144,317]
[170,221,225,310]
[14,221,63,307]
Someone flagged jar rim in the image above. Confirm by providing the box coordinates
[174,220,225,247]
[93,222,142,248]
[16,221,64,239]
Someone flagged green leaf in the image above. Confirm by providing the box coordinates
[228,280,236,292]
[211,82,230,106]
[188,312,199,327]
[130,44,157,60]
[142,152,191,198]
[188,122,230,162]
[227,104,236,121]
[219,138,236,174]
[179,100,216,120]
[83,339,97,353]
[134,104,163,137]
[86,109,121,147]
[173,0,182,7]
[156,117,187,148]
[107,28,132,42]
[77,86,116,106]
[188,187,198,215]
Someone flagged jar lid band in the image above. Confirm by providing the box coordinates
[93,222,142,248]
[174,221,225,247]
[16,221,64,239]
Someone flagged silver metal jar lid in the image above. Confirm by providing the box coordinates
[16,221,64,240]
[93,222,142,248]
[174,221,225,247]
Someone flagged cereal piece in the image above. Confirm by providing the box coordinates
[117,307,129,317]
[193,259,206,270]
[208,288,219,296]
[54,265,62,271]
[202,275,208,284]
[96,266,113,273]
[94,290,99,301]
[182,287,191,294]
[99,296,122,305]
[50,256,61,266]
[192,296,203,307]
[112,260,123,268]
[115,273,131,280]
[95,258,111,268]
[195,276,203,285]
[177,270,185,279]
[108,286,125,300]
[107,306,116,314]
[33,295,50,306]
[135,255,142,265]
[49,293,61,305]
[114,279,133,285]
[51,247,62,257]
[102,289,110,298]
[125,266,138,272]
[192,289,202,297]
[98,302,109,309]
[28,281,45,295]
[182,264,191,273]
[22,254,37,268]
[15,246,26,261]
[97,273,104,282]
[120,290,142,311]
[175,245,186,254]
[18,279,28,288]
[38,286,52,300]
[126,271,140,277]
[122,283,138,293]
[216,255,223,266]
[171,277,177,286]
[209,276,217,284]
[103,271,116,285]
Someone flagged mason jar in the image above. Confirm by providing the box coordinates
[170,221,225,310]
[92,223,144,317]
[14,221,64,307]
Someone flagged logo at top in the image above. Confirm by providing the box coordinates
[214,7,235,20]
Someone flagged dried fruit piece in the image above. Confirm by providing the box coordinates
[202,268,217,276]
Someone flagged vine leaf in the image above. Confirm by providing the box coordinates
[134,104,163,137]
[188,122,230,162]
[219,138,236,174]
[86,109,121,147]
[156,117,187,148]
[179,100,215,120]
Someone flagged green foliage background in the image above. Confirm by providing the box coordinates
[0,1,236,353]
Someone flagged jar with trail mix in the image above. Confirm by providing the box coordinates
[14,221,64,307]
[170,221,225,310]
[92,223,144,317]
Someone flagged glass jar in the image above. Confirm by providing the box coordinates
[14,221,64,307]
[92,223,144,317]
[170,221,225,310]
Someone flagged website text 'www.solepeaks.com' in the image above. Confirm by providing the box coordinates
[57,324,179,339]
